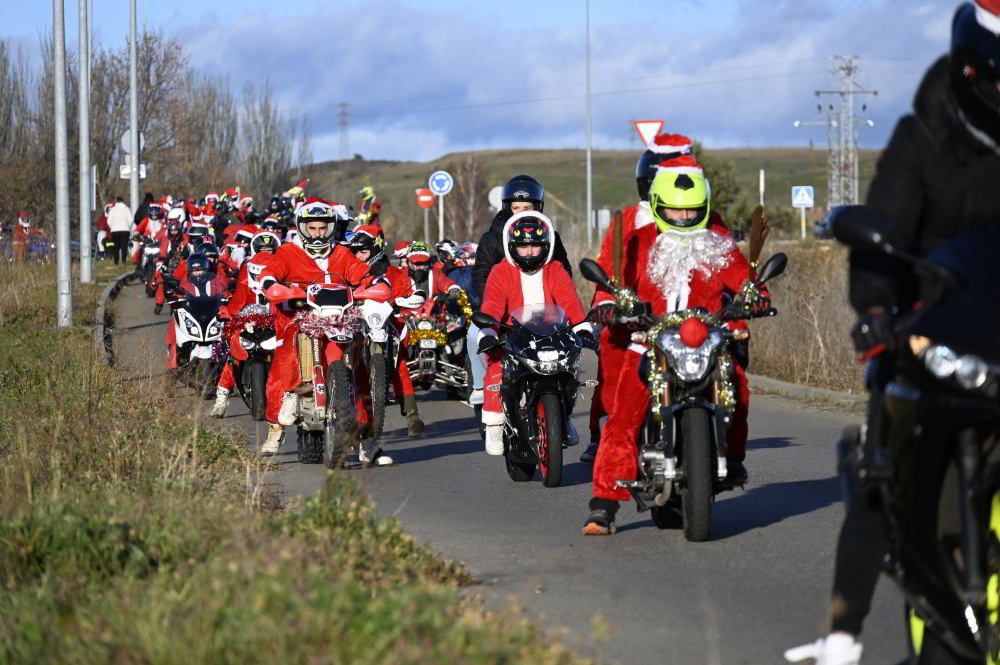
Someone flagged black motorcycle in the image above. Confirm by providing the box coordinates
[579,255,785,541]
[834,208,1000,665]
[224,304,276,422]
[473,305,590,487]
[164,276,225,398]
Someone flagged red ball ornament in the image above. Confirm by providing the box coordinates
[678,317,709,348]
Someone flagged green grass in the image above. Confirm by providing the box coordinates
[0,262,588,665]
[301,147,880,242]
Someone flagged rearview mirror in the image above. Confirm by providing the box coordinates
[756,253,787,285]
[579,258,614,292]
[472,311,502,330]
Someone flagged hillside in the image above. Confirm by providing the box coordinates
[299,147,881,243]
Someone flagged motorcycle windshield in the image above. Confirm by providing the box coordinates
[186,296,221,328]
[511,304,569,337]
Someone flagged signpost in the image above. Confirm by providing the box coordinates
[631,119,664,146]
[791,185,815,240]
[428,170,453,242]
[415,188,435,244]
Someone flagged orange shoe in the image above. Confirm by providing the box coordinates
[582,509,616,536]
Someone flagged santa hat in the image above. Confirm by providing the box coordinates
[224,187,240,201]
[205,191,219,202]
[18,210,29,218]
[393,241,411,258]
[240,195,254,207]
[656,154,704,176]
[649,133,694,156]
[405,244,432,264]
[234,229,255,244]
[353,224,384,242]
[976,0,1000,34]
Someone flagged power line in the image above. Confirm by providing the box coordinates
[336,101,350,160]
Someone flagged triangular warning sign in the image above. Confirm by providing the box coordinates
[793,187,814,206]
[632,120,664,146]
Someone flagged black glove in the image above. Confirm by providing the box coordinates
[478,335,501,354]
[578,329,598,351]
[749,294,773,318]
[589,303,617,326]
[851,312,894,356]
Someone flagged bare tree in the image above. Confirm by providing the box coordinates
[238,81,294,200]
[445,154,488,240]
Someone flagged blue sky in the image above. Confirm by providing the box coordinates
[4,0,958,161]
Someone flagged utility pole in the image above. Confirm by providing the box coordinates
[53,0,72,326]
[78,0,92,283]
[337,102,350,160]
[794,105,839,209]
[584,0,593,248]
[128,0,140,215]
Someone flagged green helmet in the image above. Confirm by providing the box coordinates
[648,169,711,232]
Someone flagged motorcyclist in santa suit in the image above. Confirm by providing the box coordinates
[785,2,1000,664]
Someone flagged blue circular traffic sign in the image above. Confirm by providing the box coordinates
[428,170,454,196]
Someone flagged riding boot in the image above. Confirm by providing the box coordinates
[403,394,425,438]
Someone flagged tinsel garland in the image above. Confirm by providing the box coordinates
[223,304,275,339]
[211,340,229,362]
[406,328,448,347]
[455,289,473,325]
[293,308,363,340]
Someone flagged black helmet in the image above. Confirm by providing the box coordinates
[268,195,282,213]
[347,225,385,266]
[250,231,281,256]
[501,175,544,213]
[186,254,211,281]
[435,238,461,269]
[951,2,1000,143]
[635,134,694,201]
[193,242,220,269]
[506,213,552,273]
[148,204,164,220]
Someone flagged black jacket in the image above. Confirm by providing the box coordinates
[471,210,573,304]
[851,56,1000,312]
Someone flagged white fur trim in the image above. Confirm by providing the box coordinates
[572,321,594,334]
[645,229,735,313]
[591,294,615,307]
[482,409,506,426]
[634,201,655,229]
[520,269,545,305]
[656,165,703,175]
[650,142,691,154]
[977,4,1000,35]
[628,343,648,354]
[502,211,556,267]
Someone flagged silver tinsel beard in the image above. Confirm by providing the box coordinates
[646,229,736,305]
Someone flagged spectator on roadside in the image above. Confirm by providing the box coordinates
[107,196,134,265]
[96,202,112,260]
[12,210,32,262]
[133,191,153,226]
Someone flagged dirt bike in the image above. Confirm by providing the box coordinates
[833,208,1000,665]
[403,292,471,397]
[473,304,592,488]
[357,298,394,439]
[579,254,786,542]
[224,304,276,422]
[266,280,391,468]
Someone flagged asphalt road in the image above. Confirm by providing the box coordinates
[113,280,903,665]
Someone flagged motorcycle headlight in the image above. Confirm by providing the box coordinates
[417,320,433,331]
[922,345,958,379]
[657,330,723,382]
[240,335,254,349]
[522,357,560,374]
[956,355,989,390]
[921,344,991,390]
[207,319,222,338]
[181,313,199,336]
[366,312,385,329]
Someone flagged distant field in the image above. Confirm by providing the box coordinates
[300,147,881,244]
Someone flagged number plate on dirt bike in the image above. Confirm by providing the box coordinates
[419,339,438,349]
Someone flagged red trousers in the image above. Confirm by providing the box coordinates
[589,325,630,439]
[482,349,505,424]
[592,347,750,502]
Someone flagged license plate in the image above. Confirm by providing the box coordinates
[190,344,213,359]
[419,339,437,349]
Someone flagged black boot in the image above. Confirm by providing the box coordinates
[154,303,163,315]
[725,458,748,486]
[583,498,618,536]
[403,395,425,438]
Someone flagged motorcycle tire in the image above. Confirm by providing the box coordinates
[462,353,473,402]
[143,262,155,297]
[368,347,388,439]
[505,456,535,483]
[323,360,356,469]
[297,428,323,465]
[537,393,564,488]
[680,408,713,542]
[249,359,268,422]
[650,505,683,530]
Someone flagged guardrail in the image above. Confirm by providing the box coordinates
[94,271,134,367]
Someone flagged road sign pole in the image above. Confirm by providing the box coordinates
[423,208,430,244]
[759,169,765,206]
[78,0,92,284]
[801,207,807,241]
[53,0,72,327]
[128,0,139,215]
[437,195,444,242]
[584,0,593,249]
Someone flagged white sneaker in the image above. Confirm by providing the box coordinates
[211,387,230,418]
[468,389,484,406]
[785,633,862,665]
[484,425,504,456]
[260,424,284,455]
[359,440,393,466]
[278,392,299,426]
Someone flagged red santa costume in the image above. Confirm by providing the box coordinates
[590,158,754,511]
[478,212,591,444]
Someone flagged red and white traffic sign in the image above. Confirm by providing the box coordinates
[632,119,664,146]
[415,188,435,209]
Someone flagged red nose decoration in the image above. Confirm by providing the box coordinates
[679,317,709,348]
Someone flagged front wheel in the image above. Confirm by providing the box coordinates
[143,261,155,296]
[367,347,388,438]
[323,360,356,469]
[680,408,714,542]
[537,393,564,488]
[248,359,268,422]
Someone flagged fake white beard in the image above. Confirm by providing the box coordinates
[645,229,735,310]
